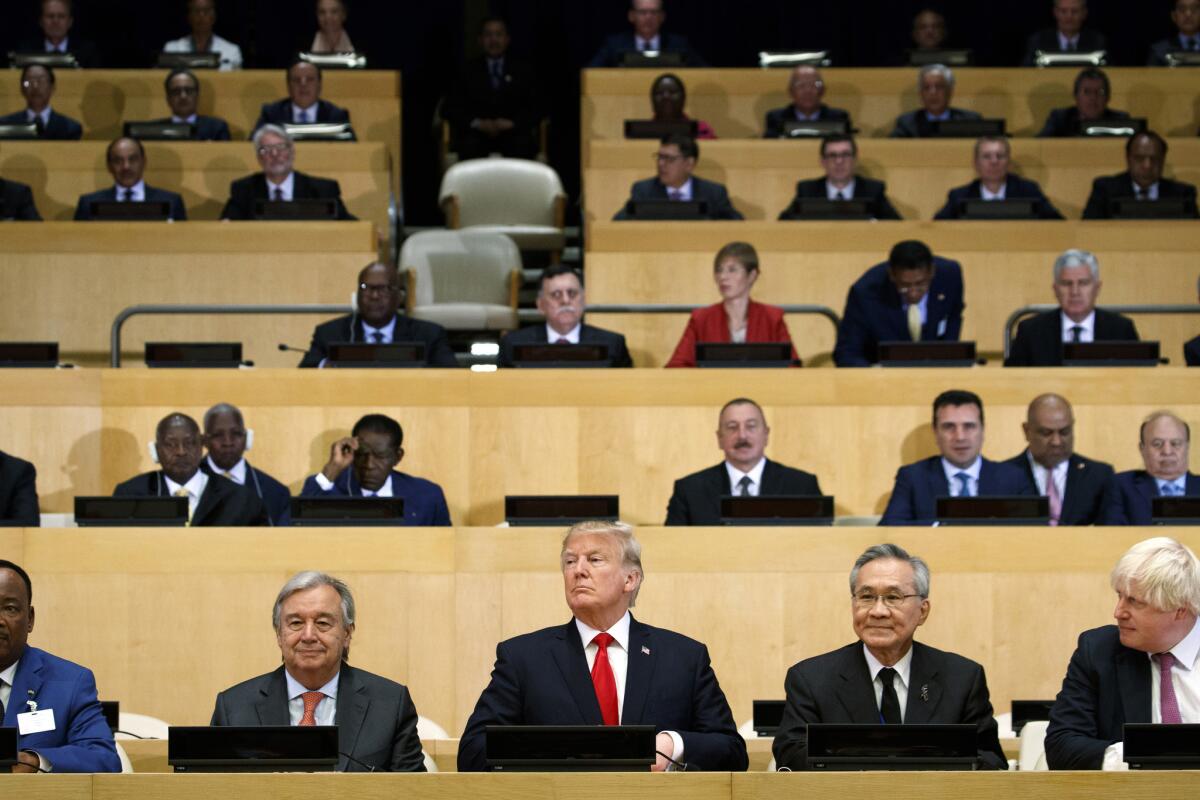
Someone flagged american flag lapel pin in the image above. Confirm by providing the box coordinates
[641,645,651,655]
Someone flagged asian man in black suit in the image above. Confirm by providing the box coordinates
[74,137,188,221]
[762,66,852,139]
[613,134,742,220]
[889,64,980,138]
[935,136,1063,219]
[1005,249,1138,366]
[149,69,232,141]
[1021,0,1107,65]
[252,60,354,138]
[587,0,707,67]
[499,265,632,368]
[773,542,1007,770]
[1037,68,1131,138]
[221,125,355,220]
[0,65,81,140]
[1082,131,1199,219]
[0,176,41,220]
[778,134,901,220]
[1003,394,1114,526]
[0,449,40,526]
[665,398,821,525]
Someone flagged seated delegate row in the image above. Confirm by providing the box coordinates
[4,532,1197,772]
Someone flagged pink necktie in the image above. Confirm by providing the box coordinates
[1159,653,1182,724]
[1046,473,1062,526]
[591,632,619,726]
[299,691,323,726]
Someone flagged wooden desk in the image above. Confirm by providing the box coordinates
[735,772,1200,797]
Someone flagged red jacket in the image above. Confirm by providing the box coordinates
[665,300,798,367]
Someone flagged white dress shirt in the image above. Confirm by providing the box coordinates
[171,113,199,125]
[113,180,146,202]
[284,670,339,726]
[0,658,18,716]
[1156,476,1188,496]
[163,470,209,518]
[863,644,914,723]
[163,34,244,70]
[291,102,318,124]
[637,35,662,51]
[941,456,982,497]
[25,107,52,127]
[826,179,856,201]
[1061,310,1095,343]
[1026,452,1068,499]
[546,323,581,344]
[362,316,397,344]
[1131,180,1160,200]
[266,172,295,201]
[665,178,693,201]
[725,457,766,497]
[1058,32,1080,50]
[313,471,393,497]
[207,456,246,484]
[980,183,1007,200]
[44,37,69,53]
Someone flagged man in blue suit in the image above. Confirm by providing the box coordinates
[881,390,1035,525]
[834,240,965,367]
[0,559,120,773]
[588,0,707,67]
[300,413,451,526]
[252,60,354,139]
[613,134,742,220]
[74,137,187,221]
[1103,411,1198,525]
[459,520,747,772]
[202,403,291,527]
[146,69,231,141]
[0,65,81,140]
[935,136,1063,219]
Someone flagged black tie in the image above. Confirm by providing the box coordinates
[1136,187,1147,201]
[878,667,902,724]
[737,475,753,496]
[34,116,45,136]
[1070,325,1083,343]
[370,331,384,343]
[272,188,283,201]
[120,189,131,202]
[490,60,503,89]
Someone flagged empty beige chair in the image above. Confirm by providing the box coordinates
[116,712,170,740]
[400,230,521,331]
[438,158,566,253]
[1017,719,1050,771]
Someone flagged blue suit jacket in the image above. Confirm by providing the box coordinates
[833,257,965,367]
[3,646,121,773]
[587,32,708,67]
[1101,470,1200,525]
[880,456,1036,525]
[613,176,743,220]
[300,469,451,526]
[457,616,747,772]
[73,186,187,221]
[934,175,1064,220]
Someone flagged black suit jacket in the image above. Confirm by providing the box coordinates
[299,313,457,368]
[1021,28,1108,65]
[73,185,188,221]
[1185,334,1200,366]
[1148,35,1200,65]
[1101,470,1200,525]
[0,109,82,140]
[112,470,267,526]
[0,450,39,526]
[1002,451,1114,526]
[252,98,354,139]
[778,175,901,220]
[772,641,1007,770]
[14,37,100,67]
[499,323,632,368]
[614,176,743,220]
[220,171,355,221]
[1045,625,1150,769]
[202,459,291,527]
[889,107,981,138]
[665,459,822,525]
[1037,106,1131,138]
[149,115,232,141]
[934,175,1064,220]
[458,616,747,772]
[444,56,542,134]
[1082,171,1199,219]
[0,177,41,220]
[762,104,852,138]
[1005,308,1139,367]
[211,664,425,772]
[587,32,708,67]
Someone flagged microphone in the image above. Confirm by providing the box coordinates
[278,343,307,353]
[338,750,377,772]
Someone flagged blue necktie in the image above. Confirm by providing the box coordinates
[370,331,384,343]
[955,471,972,497]
[1161,483,1180,497]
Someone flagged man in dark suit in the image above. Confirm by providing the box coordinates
[113,412,267,526]
[889,64,980,138]
[74,137,187,221]
[1046,537,1200,768]
[1083,131,1199,219]
[1103,411,1198,525]
[299,413,451,526]
[0,559,120,773]
[665,398,821,525]
[1148,0,1200,64]
[211,571,426,771]
[1186,275,1200,366]
[1037,68,1131,137]
[935,135,1063,219]
[459,520,746,771]
[0,450,39,525]
[1003,394,1114,526]
[0,65,81,140]
[221,124,355,220]
[252,60,354,138]
[834,240,964,367]
[587,0,707,67]
[499,265,632,368]
[762,66,852,138]
[1021,0,1107,65]
[773,543,1007,770]
[881,390,1036,525]
[0,177,41,220]
[1006,249,1138,366]
[14,0,100,67]
[299,261,456,368]
[778,134,901,220]
[202,403,291,527]
[146,68,231,141]
[613,133,742,220]
[443,17,543,161]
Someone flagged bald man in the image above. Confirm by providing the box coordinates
[1103,411,1199,525]
[1002,394,1114,526]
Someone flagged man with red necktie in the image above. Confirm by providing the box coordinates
[458,520,747,772]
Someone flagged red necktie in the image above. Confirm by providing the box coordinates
[299,691,323,726]
[591,632,619,725]
[1159,653,1182,724]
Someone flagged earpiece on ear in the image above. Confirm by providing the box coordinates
[148,442,159,463]
[245,429,255,451]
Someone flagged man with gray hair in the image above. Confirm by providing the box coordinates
[210,570,426,771]
[458,520,747,772]
[889,64,981,138]
[1005,248,1139,366]
[1046,537,1200,769]
[219,123,354,220]
[201,402,291,526]
[1103,411,1198,525]
[773,543,1006,770]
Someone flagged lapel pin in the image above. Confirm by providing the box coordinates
[937,293,945,301]
[920,685,929,702]
[641,646,651,655]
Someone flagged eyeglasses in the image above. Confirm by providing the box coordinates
[257,144,292,156]
[654,152,684,163]
[853,592,923,609]
[545,288,580,301]
[358,282,398,295]
[168,86,198,97]
[821,150,855,161]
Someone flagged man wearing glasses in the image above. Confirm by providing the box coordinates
[613,133,742,220]
[772,543,1007,771]
[777,134,901,220]
[149,68,231,140]
[220,124,355,220]
[298,261,456,368]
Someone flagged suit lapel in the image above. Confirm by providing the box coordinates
[1116,647,1152,723]
[192,474,226,526]
[1187,473,1200,496]
[903,644,942,724]
[759,460,781,493]
[926,459,949,508]
[255,667,291,725]
[335,667,369,769]
[6,647,45,726]
[622,618,654,724]
[834,646,884,722]
[1061,455,1085,523]
[1135,472,1159,503]
[294,173,312,199]
[550,621,604,724]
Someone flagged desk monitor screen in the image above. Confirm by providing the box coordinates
[623,119,697,139]
[1082,118,1147,137]
[505,495,619,526]
[1152,496,1200,526]
[284,122,356,141]
[959,199,1038,220]
[0,341,58,367]
[1124,723,1200,769]
[879,341,976,367]
[1109,198,1197,220]
[805,723,978,771]
[619,51,685,68]
[510,343,611,368]
[786,198,874,220]
[88,201,171,221]
[124,121,194,141]
[168,725,338,773]
[696,342,794,368]
[156,51,220,70]
[253,199,338,220]
[781,119,849,138]
[907,48,973,66]
[326,342,427,368]
[720,495,834,526]
[99,701,120,733]
[1062,341,1160,367]
[753,700,786,737]
[936,495,1049,526]
[0,727,16,768]
[0,123,39,140]
[74,497,188,527]
[624,199,708,220]
[1011,700,1054,735]
[290,497,406,527]
[485,725,656,772]
[931,118,1006,138]
[7,52,78,69]
[145,342,242,368]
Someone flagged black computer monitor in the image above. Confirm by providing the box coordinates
[720,495,834,526]
[99,701,120,733]
[958,199,1038,220]
[1108,198,1198,219]
[622,199,709,220]
[936,495,1049,526]
[0,123,39,140]
[1081,118,1147,137]
[290,497,406,527]
[0,341,58,368]
[805,723,979,771]
[907,49,973,67]
[781,119,850,138]
[1124,723,1200,769]
[879,341,976,367]
[783,198,875,220]
[510,343,612,368]
[619,51,685,68]
[505,495,619,526]
[1152,496,1200,526]
[156,52,220,70]
[325,342,427,368]
[484,725,656,772]
[0,727,16,769]
[252,199,338,220]
[1062,341,1160,367]
[168,725,339,773]
[88,201,171,221]
[1011,700,1055,735]
[623,119,697,139]
[124,121,194,140]
[145,342,242,368]
[74,497,188,527]
[696,342,795,368]
[753,700,786,737]
[931,118,1006,138]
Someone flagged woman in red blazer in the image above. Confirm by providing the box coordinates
[665,241,799,367]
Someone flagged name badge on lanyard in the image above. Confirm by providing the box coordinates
[18,708,57,735]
